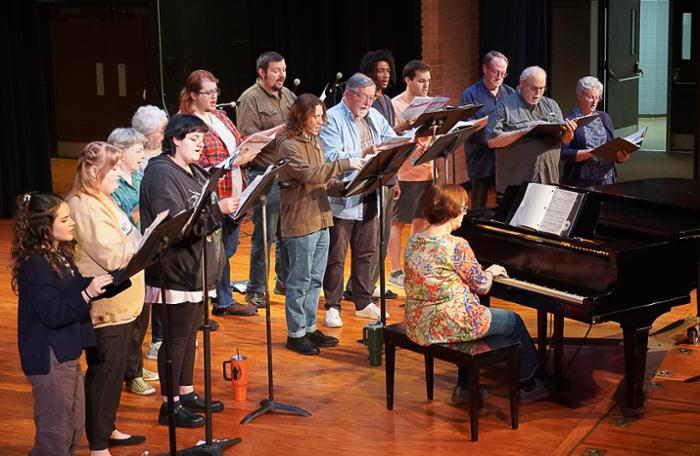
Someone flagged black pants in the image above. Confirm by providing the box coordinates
[469,176,494,210]
[125,303,149,380]
[85,321,133,451]
[158,301,202,396]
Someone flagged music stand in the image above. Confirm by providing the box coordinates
[158,166,241,455]
[234,160,311,425]
[341,143,417,325]
[410,105,482,182]
[413,126,479,184]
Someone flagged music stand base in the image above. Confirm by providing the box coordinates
[240,399,311,424]
[156,437,242,456]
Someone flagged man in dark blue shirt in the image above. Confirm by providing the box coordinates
[461,51,515,208]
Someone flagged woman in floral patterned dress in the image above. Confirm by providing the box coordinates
[403,183,548,404]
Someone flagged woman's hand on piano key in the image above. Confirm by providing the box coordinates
[485,264,508,278]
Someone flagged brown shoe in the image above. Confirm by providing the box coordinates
[212,302,258,317]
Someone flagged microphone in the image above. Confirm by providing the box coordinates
[292,78,301,94]
[216,101,237,109]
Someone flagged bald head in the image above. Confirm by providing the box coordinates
[519,66,547,106]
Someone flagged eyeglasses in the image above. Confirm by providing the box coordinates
[351,90,375,104]
[528,85,547,93]
[199,88,221,97]
[487,68,508,78]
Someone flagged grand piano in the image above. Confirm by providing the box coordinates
[455,178,700,415]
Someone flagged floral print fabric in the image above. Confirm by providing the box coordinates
[403,233,492,346]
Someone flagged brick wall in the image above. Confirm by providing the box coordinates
[421,0,480,184]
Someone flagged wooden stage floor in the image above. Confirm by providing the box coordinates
[0,218,699,455]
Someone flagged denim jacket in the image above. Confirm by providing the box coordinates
[319,100,399,220]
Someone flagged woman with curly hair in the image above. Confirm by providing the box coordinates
[13,192,112,455]
[66,141,146,455]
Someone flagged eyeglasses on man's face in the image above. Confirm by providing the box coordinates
[199,88,221,97]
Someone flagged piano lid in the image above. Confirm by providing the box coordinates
[589,178,700,212]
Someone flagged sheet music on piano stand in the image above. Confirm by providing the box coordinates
[507,183,586,237]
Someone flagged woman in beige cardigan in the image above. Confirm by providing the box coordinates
[66,141,145,455]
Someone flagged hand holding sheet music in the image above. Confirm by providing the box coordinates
[215,132,276,170]
[589,127,647,163]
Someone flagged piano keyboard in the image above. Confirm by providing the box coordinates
[493,276,585,305]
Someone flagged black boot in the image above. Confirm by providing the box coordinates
[180,391,224,413]
[286,335,320,355]
[158,401,205,428]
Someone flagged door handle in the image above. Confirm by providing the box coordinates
[672,68,695,86]
[609,61,645,82]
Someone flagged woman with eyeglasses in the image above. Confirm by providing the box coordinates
[560,76,630,187]
[178,69,258,319]
[403,184,549,405]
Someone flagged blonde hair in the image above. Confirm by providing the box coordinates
[65,141,122,201]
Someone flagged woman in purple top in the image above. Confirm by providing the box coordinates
[560,76,629,187]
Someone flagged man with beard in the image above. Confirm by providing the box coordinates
[237,52,297,308]
[319,73,401,328]
[486,66,577,196]
[461,51,515,209]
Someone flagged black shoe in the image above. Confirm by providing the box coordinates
[306,330,339,347]
[273,282,286,295]
[383,289,398,299]
[286,335,320,355]
[180,391,224,413]
[158,401,205,428]
[342,289,353,300]
[108,434,146,447]
[213,302,258,316]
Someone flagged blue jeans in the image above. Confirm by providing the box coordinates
[215,217,241,309]
[283,229,330,338]
[458,308,540,386]
[246,168,289,293]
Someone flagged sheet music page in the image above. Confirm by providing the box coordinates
[448,120,475,134]
[233,173,264,220]
[624,127,647,145]
[509,183,555,230]
[138,209,169,250]
[375,136,413,151]
[217,133,274,170]
[539,189,580,235]
[509,183,581,236]
[401,96,450,121]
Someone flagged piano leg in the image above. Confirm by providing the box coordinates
[552,315,569,391]
[621,321,652,417]
[536,310,547,369]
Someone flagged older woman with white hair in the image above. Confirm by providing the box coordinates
[560,76,629,187]
[131,105,168,172]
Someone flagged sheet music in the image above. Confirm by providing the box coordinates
[215,132,274,170]
[448,120,475,134]
[624,127,647,145]
[137,209,169,250]
[401,96,450,120]
[319,83,329,102]
[509,183,582,236]
[232,163,273,219]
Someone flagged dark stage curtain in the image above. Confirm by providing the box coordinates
[0,1,54,218]
[479,0,550,90]
[246,0,422,102]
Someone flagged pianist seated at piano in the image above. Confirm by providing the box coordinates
[560,76,630,187]
[403,184,550,404]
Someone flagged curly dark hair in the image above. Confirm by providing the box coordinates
[359,49,397,88]
[284,93,326,137]
[11,192,74,294]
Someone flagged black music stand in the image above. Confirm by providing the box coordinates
[342,143,417,325]
[234,160,311,425]
[411,105,482,181]
[413,126,479,184]
[158,166,241,455]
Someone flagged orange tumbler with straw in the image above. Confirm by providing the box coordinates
[222,354,248,401]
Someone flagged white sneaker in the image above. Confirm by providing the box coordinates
[387,272,405,288]
[142,367,159,382]
[146,341,161,360]
[354,303,390,320]
[324,307,343,328]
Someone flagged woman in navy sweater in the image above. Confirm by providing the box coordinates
[13,192,112,456]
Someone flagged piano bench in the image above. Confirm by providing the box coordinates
[384,322,520,441]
